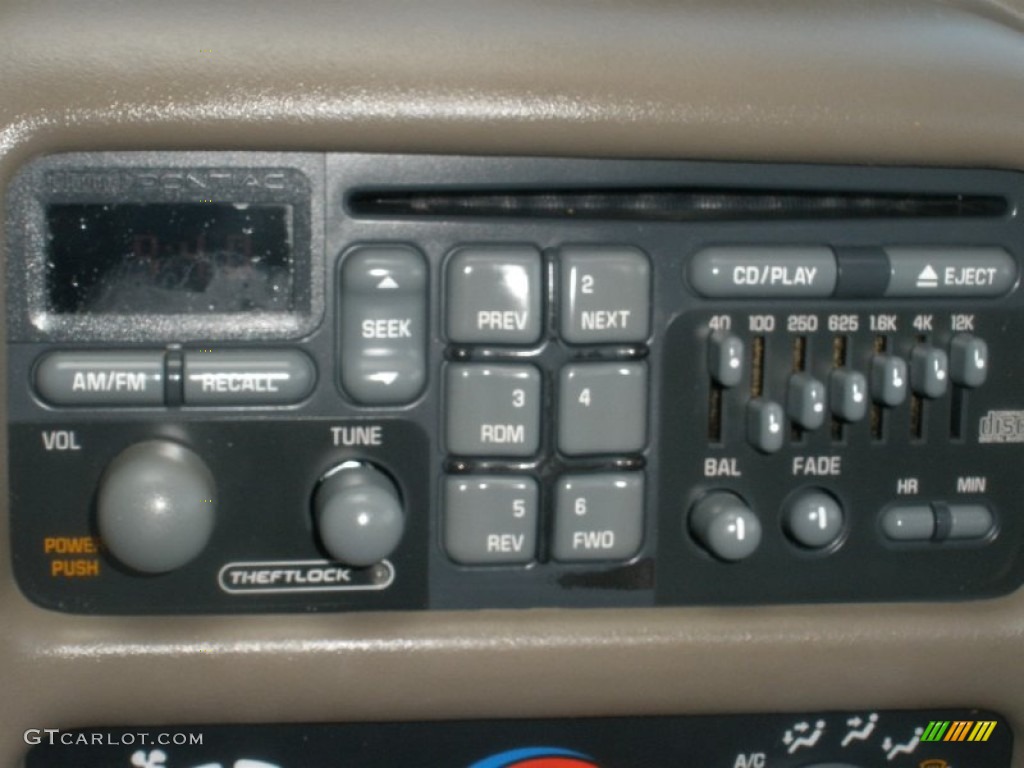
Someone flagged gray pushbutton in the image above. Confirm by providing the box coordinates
[97,440,215,574]
[708,332,744,388]
[687,246,837,298]
[881,505,935,541]
[948,504,995,540]
[447,246,542,344]
[314,462,404,567]
[560,246,651,343]
[35,350,165,406]
[552,473,645,562]
[829,369,868,422]
[340,246,427,405]
[871,354,908,406]
[446,364,541,456]
[950,334,989,388]
[911,344,949,399]
[183,349,315,405]
[787,373,827,430]
[884,246,1016,298]
[784,490,844,548]
[689,491,761,561]
[444,476,538,565]
[558,362,648,455]
[747,399,784,453]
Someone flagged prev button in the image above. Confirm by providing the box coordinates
[183,349,315,405]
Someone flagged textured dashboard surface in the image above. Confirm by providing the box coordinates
[3,0,1024,766]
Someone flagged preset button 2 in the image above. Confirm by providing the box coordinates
[560,247,651,343]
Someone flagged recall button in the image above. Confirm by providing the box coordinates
[35,351,165,406]
[183,349,316,405]
[884,247,1017,298]
[688,246,837,298]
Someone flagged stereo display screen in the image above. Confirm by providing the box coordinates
[46,203,295,314]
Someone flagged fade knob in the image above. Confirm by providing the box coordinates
[313,462,404,567]
[97,440,216,574]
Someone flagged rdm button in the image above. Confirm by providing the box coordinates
[340,246,428,405]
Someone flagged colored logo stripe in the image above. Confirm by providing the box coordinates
[921,720,997,743]
[921,721,950,742]
[951,721,972,741]
[968,721,998,742]
[468,747,598,768]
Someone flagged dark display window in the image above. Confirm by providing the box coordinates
[46,204,294,314]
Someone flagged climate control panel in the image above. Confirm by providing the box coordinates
[24,709,1013,768]
[7,152,1024,612]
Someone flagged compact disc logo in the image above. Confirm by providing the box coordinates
[468,747,600,768]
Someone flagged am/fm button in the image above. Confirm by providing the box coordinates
[35,350,165,406]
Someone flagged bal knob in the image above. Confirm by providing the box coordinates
[688,491,762,561]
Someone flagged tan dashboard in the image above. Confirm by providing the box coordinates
[3,0,1024,766]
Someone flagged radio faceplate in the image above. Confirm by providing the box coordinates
[7,152,1024,613]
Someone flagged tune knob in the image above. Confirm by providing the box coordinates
[313,462,404,567]
[688,491,762,561]
[97,440,216,574]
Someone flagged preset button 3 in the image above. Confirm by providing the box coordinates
[446,364,542,457]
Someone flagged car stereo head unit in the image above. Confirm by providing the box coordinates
[6,151,1024,614]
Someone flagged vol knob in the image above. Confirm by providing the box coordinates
[313,462,404,567]
[688,491,762,561]
[97,440,216,574]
